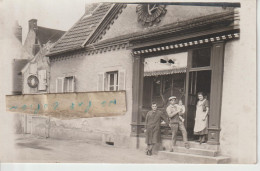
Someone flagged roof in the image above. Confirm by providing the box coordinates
[49,3,113,55]
[37,26,65,45]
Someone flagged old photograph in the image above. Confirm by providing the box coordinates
[0,0,257,165]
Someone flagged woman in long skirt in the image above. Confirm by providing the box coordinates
[193,92,209,144]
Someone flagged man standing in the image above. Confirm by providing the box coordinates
[166,96,190,152]
[144,102,169,156]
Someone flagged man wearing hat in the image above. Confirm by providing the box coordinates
[166,96,190,151]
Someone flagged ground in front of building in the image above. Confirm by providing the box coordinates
[13,134,177,163]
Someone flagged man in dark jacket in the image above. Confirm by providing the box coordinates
[144,102,169,155]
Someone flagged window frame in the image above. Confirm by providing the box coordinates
[107,71,119,91]
[64,76,75,93]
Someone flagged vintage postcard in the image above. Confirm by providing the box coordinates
[0,0,257,165]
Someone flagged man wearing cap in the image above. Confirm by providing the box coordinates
[166,96,190,151]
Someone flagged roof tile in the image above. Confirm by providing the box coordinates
[49,3,113,54]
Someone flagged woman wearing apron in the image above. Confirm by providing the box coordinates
[193,92,209,144]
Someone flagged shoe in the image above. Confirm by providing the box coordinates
[148,150,152,156]
[201,135,206,143]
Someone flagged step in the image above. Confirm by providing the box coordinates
[176,141,219,151]
[158,151,230,164]
[173,146,218,157]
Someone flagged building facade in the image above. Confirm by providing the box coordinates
[35,3,255,163]
[21,19,65,94]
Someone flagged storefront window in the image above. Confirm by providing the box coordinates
[152,76,161,97]
[192,47,211,68]
[142,73,186,109]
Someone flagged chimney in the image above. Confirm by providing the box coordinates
[13,21,22,43]
[28,19,37,31]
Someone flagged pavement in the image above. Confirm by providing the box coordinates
[11,134,177,163]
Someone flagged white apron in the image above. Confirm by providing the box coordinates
[193,99,208,133]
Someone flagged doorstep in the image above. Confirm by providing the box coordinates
[158,151,230,164]
[158,141,230,164]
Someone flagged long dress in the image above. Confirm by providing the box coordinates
[145,110,169,144]
[193,99,209,135]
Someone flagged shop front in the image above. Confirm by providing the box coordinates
[130,29,238,145]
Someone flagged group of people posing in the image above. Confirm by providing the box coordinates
[144,92,209,156]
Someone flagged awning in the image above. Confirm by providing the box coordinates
[144,67,186,76]
[144,52,187,76]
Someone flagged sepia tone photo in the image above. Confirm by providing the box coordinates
[0,0,257,165]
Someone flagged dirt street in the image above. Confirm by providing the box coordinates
[12,134,176,163]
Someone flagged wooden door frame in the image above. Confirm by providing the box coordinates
[184,42,225,145]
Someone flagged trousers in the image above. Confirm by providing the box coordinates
[170,121,188,147]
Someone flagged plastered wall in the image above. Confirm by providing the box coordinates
[49,49,133,141]
[101,4,233,41]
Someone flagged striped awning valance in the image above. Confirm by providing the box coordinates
[144,67,187,76]
[133,33,239,55]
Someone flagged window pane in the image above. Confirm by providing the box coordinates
[192,48,211,68]
[110,73,114,86]
[109,86,114,91]
[68,77,73,92]
[143,77,153,108]
[107,71,118,91]
[163,75,172,94]
[153,76,161,96]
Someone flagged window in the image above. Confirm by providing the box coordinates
[56,76,75,93]
[142,73,186,108]
[64,76,75,92]
[97,70,125,91]
[192,47,211,68]
[152,76,161,96]
[107,71,118,91]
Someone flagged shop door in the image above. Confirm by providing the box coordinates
[186,70,211,139]
[185,47,212,140]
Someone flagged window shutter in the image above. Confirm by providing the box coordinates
[56,77,64,93]
[72,76,75,92]
[97,72,104,91]
[38,70,47,91]
[104,74,108,91]
[118,69,126,90]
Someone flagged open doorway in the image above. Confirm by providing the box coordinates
[186,70,211,140]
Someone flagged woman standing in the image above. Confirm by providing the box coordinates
[193,92,209,144]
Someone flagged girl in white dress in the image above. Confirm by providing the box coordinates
[193,92,209,144]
